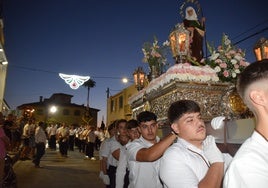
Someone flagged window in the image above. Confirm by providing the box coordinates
[63,109,70,115]
[115,98,118,111]
[111,100,114,112]
[36,109,44,115]
[119,96,123,109]
[74,110,80,116]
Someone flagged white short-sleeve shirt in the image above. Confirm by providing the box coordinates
[101,136,121,167]
[126,136,162,188]
[223,131,268,188]
[160,138,209,188]
[116,144,128,188]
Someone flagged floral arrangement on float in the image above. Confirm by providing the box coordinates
[142,36,170,79]
[204,33,250,83]
[129,33,250,104]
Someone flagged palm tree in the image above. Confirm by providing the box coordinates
[83,78,96,108]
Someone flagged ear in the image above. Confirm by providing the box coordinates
[249,90,265,106]
[171,123,179,134]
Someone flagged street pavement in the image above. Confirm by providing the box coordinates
[13,149,105,188]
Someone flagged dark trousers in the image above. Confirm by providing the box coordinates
[123,169,129,188]
[33,142,45,166]
[85,142,94,157]
[49,135,56,149]
[59,139,68,155]
[68,135,75,151]
[80,140,86,153]
[107,165,117,188]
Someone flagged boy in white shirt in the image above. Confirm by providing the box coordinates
[126,111,177,188]
[116,119,140,188]
[160,100,226,188]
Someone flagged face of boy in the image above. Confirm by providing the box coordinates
[117,122,128,136]
[138,120,158,143]
[127,127,140,141]
[172,112,206,147]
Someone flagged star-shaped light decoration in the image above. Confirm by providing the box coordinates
[59,73,90,89]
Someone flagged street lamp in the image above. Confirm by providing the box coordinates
[254,37,268,61]
[169,23,190,64]
[47,105,57,123]
[50,106,57,113]
[133,67,145,91]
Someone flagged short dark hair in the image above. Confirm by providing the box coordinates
[126,119,139,129]
[115,119,127,129]
[38,121,45,127]
[136,111,157,124]
[237,59,268,101]
[108,121,116,131]
[168,100,200,124]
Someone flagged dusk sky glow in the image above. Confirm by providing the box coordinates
[2,0,268,125]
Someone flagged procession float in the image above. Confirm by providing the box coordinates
[129,0,255,156]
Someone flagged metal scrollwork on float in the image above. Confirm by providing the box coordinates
[130,79,253,123]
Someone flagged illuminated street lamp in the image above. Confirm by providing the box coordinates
[133,67,145,91]
[47,105,57,123]
[254,37,268,61]
[169,23,190,64]
[50,106,57,113]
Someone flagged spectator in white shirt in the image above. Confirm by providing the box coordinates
[32,121,47,168]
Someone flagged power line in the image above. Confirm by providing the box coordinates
[233,26,268,45]
[9,64,124,80]
[232,19,268,41]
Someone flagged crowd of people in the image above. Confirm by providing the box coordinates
[98,59,268,188]
[1,59,268,187]
[0,114,106,166]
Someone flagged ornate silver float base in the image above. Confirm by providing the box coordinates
[130,79,252,123]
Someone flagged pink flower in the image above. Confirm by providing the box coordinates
[234,64,239,69]
[220,63,227,68]
[223,70,229,77]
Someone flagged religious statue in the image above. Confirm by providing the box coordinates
[182,6,205,62]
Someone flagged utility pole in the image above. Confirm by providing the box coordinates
[106,87,110,98]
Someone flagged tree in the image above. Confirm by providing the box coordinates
[83,79,96,108]
[82,79,96,124]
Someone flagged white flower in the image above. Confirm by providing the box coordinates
[210,51,220,61]
[235,69,240,74]
[231,59,237,64]
[232,72,237,78]
[214,66,221,73]
[163,40,170,46]
[234,54,243,61]
[223,34,231,46]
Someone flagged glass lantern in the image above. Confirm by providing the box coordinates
[169,23,190,64]
[133,67,145,91]
[254,38,268,61]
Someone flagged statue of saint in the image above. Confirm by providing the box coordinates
[183,6,205,62]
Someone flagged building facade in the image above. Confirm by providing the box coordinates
[18,93,99,126]
[0,4,9,113]
[106,84,137,125]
